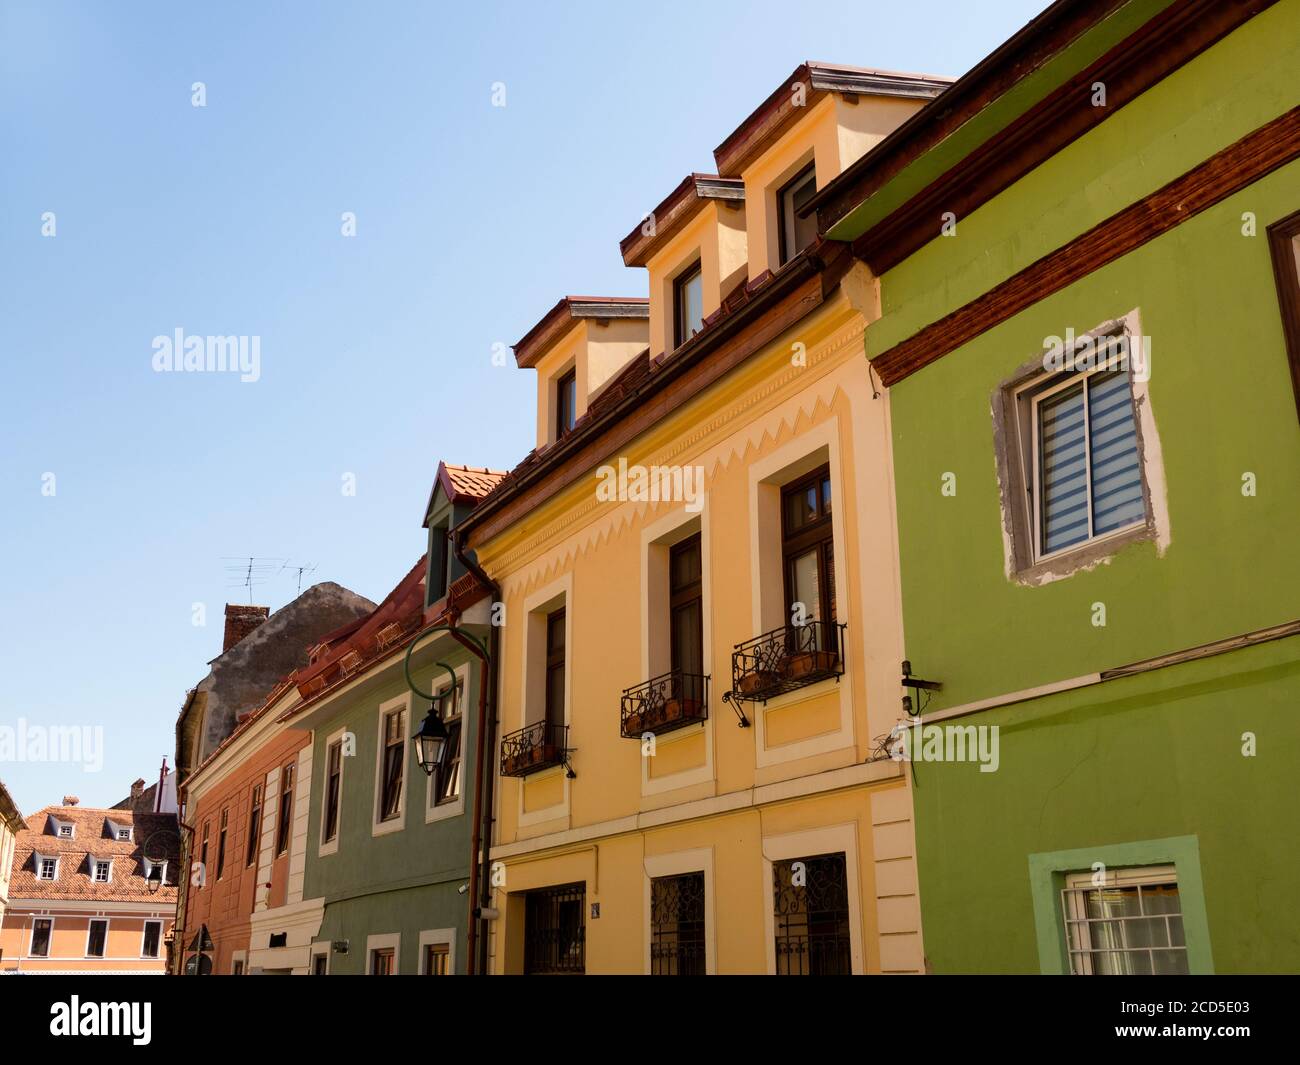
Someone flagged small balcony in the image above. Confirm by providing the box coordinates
[500,721,572,778]
[730,620,846,704]
[620,669,709,739]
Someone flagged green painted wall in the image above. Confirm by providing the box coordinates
[867,6,1300,971]
[302,632,486,975]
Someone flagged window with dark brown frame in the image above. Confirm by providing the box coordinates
[215,807,228,880]
[669,534,704,707]
[778,162,818,266]
[245,784,262,867]
[555,368,577,439]
[673,260,704,349]
[275,763,295,856]
[424,942,450,975]
[435,682,463,805]
[524,882,586,974]
[200,821,210,883]
[323,739,343,842]
[781,464,835,626]
[370,947,395,975]
[312,953,327,975]
[1267,208,1300,425]
[87,919,107,958]
[544,608,566,730]
[379,707,406,822]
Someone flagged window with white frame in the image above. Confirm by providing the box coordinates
[30,918,53,957]
[434,680,463,806]
[86,919,108,958]
[322,736,344,844]
[1061,865,1187,975]
[36,855,58,880]
[92,859,112,883]
[996,320,1157,576]
[52,818,74,839]
[777,162,818,266]
[143,858,167,884]
[112,824,132,842]
[377,703,407,823]
[142,920,162,959]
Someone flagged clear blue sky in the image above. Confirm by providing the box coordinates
[0,0,1045,812]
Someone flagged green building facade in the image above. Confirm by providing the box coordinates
[824,0,1300,972]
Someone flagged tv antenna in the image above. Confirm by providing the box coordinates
[222,557,287,603]
[281,561,318,595]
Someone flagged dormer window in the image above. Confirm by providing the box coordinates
[143,858,167,884]
[555,367,577,438]
[777,162,818,266]
[93,859,112,883]
[37,855,58,880]
[112,824,132,842]
[51,817,74,839]
[673,262,704,348]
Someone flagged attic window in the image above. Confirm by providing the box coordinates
[52,818,74,839]
[556,368,577,438]
[113,825,133,842]
[674,261,704,349]
[93,859,112,883]
[778,162,818,266]
[37,855,58,880]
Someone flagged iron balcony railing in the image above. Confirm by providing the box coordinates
[500,721,571,778]
[730,620,846,704]
[620,669,709,739]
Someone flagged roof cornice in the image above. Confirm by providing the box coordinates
[513,296,650,369]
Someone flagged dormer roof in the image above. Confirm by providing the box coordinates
[619,174,745,267]
[513,296,649,369]
[712,61,952,178]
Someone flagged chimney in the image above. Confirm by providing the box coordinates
[223,604,270,652]
[129,779,145,802]
[62,795,79,806]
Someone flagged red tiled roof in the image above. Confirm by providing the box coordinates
[442,464,507,503]
[9,806,179,903]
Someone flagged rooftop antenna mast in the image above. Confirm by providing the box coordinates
[282,561,318,596]
[221,557,287,603]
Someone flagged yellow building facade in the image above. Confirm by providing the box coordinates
[461,64,951,975]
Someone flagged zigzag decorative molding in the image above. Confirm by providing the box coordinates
[496,316,864,599]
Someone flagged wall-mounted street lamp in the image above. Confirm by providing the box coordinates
[413,691,452,777]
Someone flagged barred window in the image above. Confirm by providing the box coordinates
[772,852,851,976]
[524,882,585,975]
[651,872,706,975]
[1062,866,1188,975]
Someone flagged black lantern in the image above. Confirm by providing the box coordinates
[146,861,164,895]
[413,698,450,776]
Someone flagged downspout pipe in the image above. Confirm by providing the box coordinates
[450,526,501,977]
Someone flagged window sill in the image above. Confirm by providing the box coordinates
[1012,521,1155,587]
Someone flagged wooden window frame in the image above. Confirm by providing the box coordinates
[423,942,450,975]
[1267,208,1300,425]
[435,681,464,806]
[378,707,406,822]
[555,367,577,439]
[668,534,703,678]
[323,739,343,842]
[200,821,210,882]
[544,607,566,731]
[777,162,817,267]
[673,260,704,350]
[370,946,395,976]
[30,918,53,958]
[275,763,295,857]
[245,784,262,867]
[215,807,228,880]
[780,464,835,625]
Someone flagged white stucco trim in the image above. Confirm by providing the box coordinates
[516,571,574,828]
[417,927,458,974]
[642,847,716,975]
